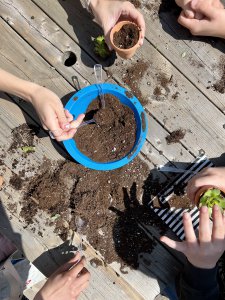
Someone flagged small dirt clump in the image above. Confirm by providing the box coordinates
[168,194,194,210]
[113,24,139,49]
[166,129,186,144]
[74,94,136,162]
[213,57,225,94]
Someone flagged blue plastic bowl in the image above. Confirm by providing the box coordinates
[63,83,148,171]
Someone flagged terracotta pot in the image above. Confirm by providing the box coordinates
[109,21,141,59]
[194,185,225,207]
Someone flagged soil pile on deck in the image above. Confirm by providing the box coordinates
[113,24,139,49]
[20,156,167,269]
[123,60,149,106]
[8,123,39,153]
[74,94,136,162]
[213,56,225,94]
[166,129,186,144]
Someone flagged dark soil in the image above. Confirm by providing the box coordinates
[123,60,149,106]
[20,157,167,269]
[9,124,39,153]
[74,94,136,162]
[9,173,24,190]
[212,56,225,94]
[166,129,186,144]
[168,194,194,210]
[113,24,139,49]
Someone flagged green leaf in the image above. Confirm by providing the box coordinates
[51,214,60,221]
[93,35,111,59]
[21,146,35,153]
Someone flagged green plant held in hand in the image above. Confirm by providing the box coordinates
[93,35,110,59]
[199,188,225,216]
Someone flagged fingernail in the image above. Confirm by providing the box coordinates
[64,124,71,129]
[183,212,189,219]
[201,206,208,213]
[214,204,219,211]
[49,131,55,139]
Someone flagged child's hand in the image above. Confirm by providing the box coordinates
[178,0,225,38]
[176,0,197,19]
[90,0,145,48]
[187,167,225,202]
[34,252,90,300]
[161,205,225,269]
[30,86,84,141]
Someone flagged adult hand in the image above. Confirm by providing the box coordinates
[178,0,225,38]
[34,252,90,300]
[161,205,225,269]
[186,167,225,202]
[90,0,145,48]
[30,85,84,141]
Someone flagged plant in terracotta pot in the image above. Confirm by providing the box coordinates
[110,21,141,59]
[195,186,225,216]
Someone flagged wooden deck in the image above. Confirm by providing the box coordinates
[1,0,225,299]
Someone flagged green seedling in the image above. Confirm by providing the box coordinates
[21,146,36,153]
[93,35,110,59]
[199,188,225,216]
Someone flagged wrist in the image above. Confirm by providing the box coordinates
[22,82,40,103]
[188,259,216,270]
[90,0,101,15]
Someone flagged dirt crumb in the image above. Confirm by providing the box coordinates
[213,56,225,94]
[166,129,186,144]
[9,173,24,190]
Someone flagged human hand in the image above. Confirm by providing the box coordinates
[161,205,225,269]
[34,252,90,300]
[30,85,84,141]
[186,167,225,202]
[176,0,197,19]
[90,0,145,48]
[178,0,225,38]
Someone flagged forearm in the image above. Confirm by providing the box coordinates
[0,68,38,102]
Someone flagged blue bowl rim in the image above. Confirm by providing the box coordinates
[63,83,148,170]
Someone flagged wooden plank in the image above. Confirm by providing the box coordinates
[0,8,186,298]
[0,94,147,300]
[142,4,225,111]
[2,0,195,166]
[0,0,100,89]
[32,0,225,160]
[0,90,180,299]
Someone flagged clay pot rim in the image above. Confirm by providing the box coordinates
[109,20,141,53]
[194,185,225,207]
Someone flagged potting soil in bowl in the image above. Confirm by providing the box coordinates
[74,94,136,162]
[63,83,148,171]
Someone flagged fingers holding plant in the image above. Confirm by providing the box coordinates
[90,0,145,48]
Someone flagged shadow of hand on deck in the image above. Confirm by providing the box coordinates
[109,168,179,295]
[58,0,116,68]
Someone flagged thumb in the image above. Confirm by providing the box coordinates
[160,236,185,252]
